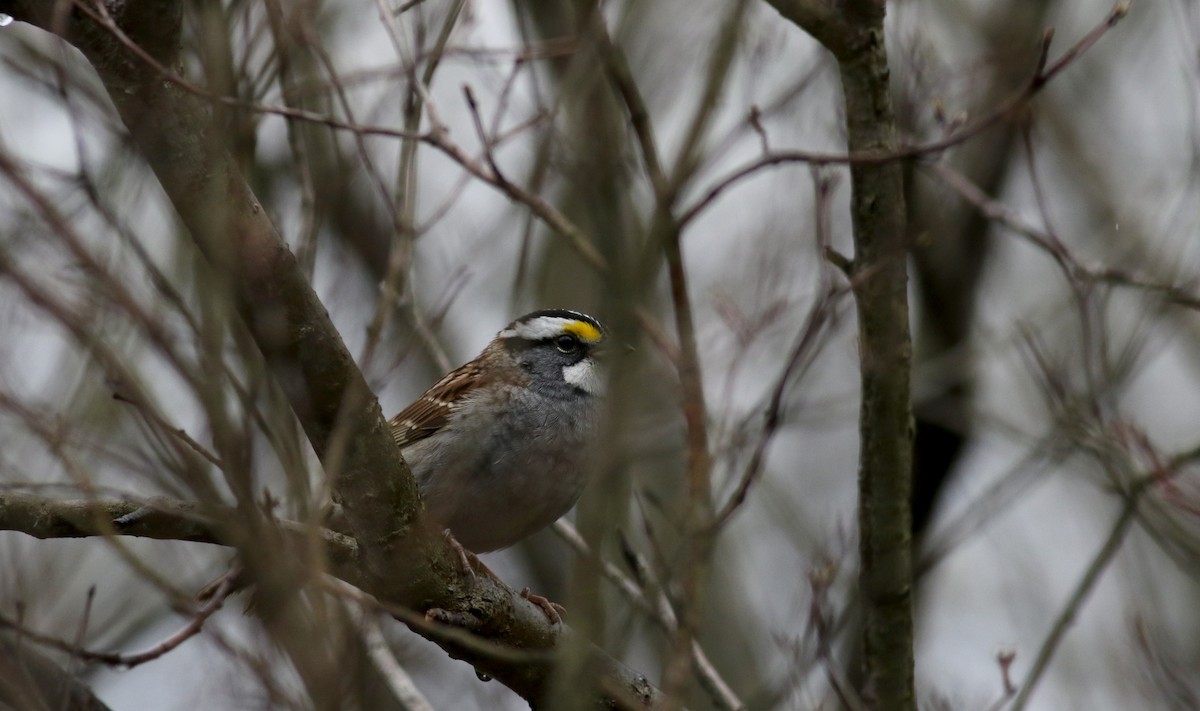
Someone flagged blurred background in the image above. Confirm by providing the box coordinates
[1,0,1198,709]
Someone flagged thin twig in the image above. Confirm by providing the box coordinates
[0,572,236,669]
[111,393,223,468]
[713,285,843,527]
[930,161,1200,311]
[595,16,667,197]
[676,2,1132,228]
[553,521,746,711]
[339,588,437,711]
[1009,482,1147,710]
[80,0,607,275]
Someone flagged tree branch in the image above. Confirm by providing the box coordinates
[761,1,916,709]
[0,489,661,707]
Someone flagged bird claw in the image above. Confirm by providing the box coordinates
[521,588,565,626]
[439,530,559,625]
[443,529,480,579]
[425,607,483,633]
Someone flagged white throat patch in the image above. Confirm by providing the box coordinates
[563,357,603,395]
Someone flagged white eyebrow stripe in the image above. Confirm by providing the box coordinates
[500,316,588,341]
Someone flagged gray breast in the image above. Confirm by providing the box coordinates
[403,384,598,552]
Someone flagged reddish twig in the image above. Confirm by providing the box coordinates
[677,2,1132,228]
[929,161,1200,311]
[713,285,844,527]
[0,573,236,669]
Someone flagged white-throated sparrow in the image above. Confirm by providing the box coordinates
[186,310,605,616]
[389,309,606,553]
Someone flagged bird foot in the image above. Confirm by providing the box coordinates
[521,588,566,626]
[443,529,493,579]
[425,607,483,633]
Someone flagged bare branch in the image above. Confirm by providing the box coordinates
[679,3,1132,228]
[553,521,746,711]
[929,161,1200,311]
[768,1,916,708]
[0,573,235,669]
[1010,484,1147,711]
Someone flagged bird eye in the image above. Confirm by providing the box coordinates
[555,334,579,353]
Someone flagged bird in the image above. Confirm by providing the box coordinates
[388,309,606,554]
[178,310,606,620]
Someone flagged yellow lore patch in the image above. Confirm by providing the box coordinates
[564,320,603,343]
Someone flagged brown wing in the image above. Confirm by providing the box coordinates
[388,360,485,449]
